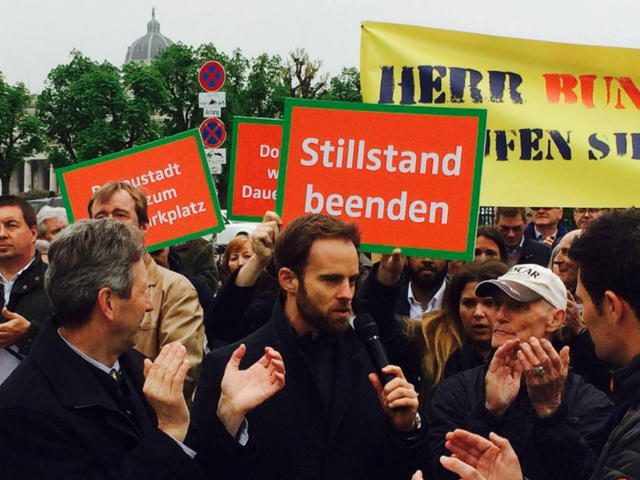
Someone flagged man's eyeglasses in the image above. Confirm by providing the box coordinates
[574,208,603,215]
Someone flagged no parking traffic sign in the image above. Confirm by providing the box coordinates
[199,61,226,92]
[200,118,226,149]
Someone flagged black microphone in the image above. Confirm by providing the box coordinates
[353,314,394,385]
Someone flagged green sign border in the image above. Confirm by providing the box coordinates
[56,129,225,252]
[275,98,487,261]
[227,116,283,223]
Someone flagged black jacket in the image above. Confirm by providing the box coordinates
[204,269,278,347]
[0,321,236,480]
[191,298,430,480]
[524,222,567,249]
[430,364,612,480]
[517,236,552,267]
[0,254,52,355]
[591,353,640,479]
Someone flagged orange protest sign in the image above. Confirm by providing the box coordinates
[57,130,224,250]
[276,99,486,260]
[227,117,282,221]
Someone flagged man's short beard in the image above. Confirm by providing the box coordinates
[296,278,351,336]
[407,264,448,290]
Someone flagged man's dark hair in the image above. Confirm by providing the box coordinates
[569,209,640,318]
[275,214,361,277]
[88,181,149,226]
[495,207,526,223]
[0,195,37,228]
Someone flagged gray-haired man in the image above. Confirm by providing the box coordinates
[0,219,285,479]
[430,264,612,480]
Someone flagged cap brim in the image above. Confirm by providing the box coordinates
[475,279,543,303]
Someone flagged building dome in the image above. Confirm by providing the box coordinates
[125,8,174,64]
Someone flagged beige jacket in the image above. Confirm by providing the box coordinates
[136,253,204,400]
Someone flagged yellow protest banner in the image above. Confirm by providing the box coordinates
[361,21,640,207]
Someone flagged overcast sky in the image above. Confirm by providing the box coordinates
[2,0,638,93]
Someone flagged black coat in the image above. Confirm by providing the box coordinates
[191,299,430,480]
[591,353,640,479]
[430,364,613,480]
[394,283,411,317]
[524,222,568,249]
[204,269,278,347]
[517,236,552,267]
[0,253,52,354]
[0,321,236,480]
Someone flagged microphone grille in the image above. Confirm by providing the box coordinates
[353,313,379,342]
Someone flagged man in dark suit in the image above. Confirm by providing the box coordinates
[191,214,429,480]
[0,219,285,479]
[395,256,448,318]
[0,196,52,383]
[495,207,551,268]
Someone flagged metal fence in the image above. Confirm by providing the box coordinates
[478,206,496,226]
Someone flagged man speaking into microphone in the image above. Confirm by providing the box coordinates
[191,214,428,480]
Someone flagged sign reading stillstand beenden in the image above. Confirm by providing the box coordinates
[276,99,487,260]
[227,117,283,222]
[56,130,224,251]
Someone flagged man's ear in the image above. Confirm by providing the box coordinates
[279,267,299,294]
[139,222,149,239]
[547,307,567,333]
[96,287,116,321]
[604,290,625,325]
[29,225,37,244]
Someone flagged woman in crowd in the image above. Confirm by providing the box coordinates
[448,226,507,277]
[221,234,255,277]
[474,226,507,263]
[405,260,508,412]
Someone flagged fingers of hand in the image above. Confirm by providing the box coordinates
[445,439,483,468]
[229,343,247,370]
[171,360,190,397]
[253,229,275,250]
[488,432,511,450]
[368,373,385,403]
[539,338,565,372]
[381,364,406,380]
[265,347,286,375]
[384,386,418,409]
[267,359,286,383]
[449,429,493,451]
[157,343,187,394]
[391,248,404,264]
[440,456,483,480]
[520,339,550,373]
[143,358,153,379]
[144,343,179,398]
[148,343,174,385]
[262,211,281,225]
[559,346,571,371]
[517,350,533,374]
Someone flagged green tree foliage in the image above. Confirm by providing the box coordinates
[37,51,165,168]
[325,67,362,103]
[0,74,44,194]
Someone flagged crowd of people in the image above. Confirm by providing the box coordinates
[0,189,636,480]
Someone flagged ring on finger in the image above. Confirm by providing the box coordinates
[532,364,546,378]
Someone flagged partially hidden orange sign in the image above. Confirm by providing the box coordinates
[57,130,224,250]
[275,99,487,260]
[227,118,282,221]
